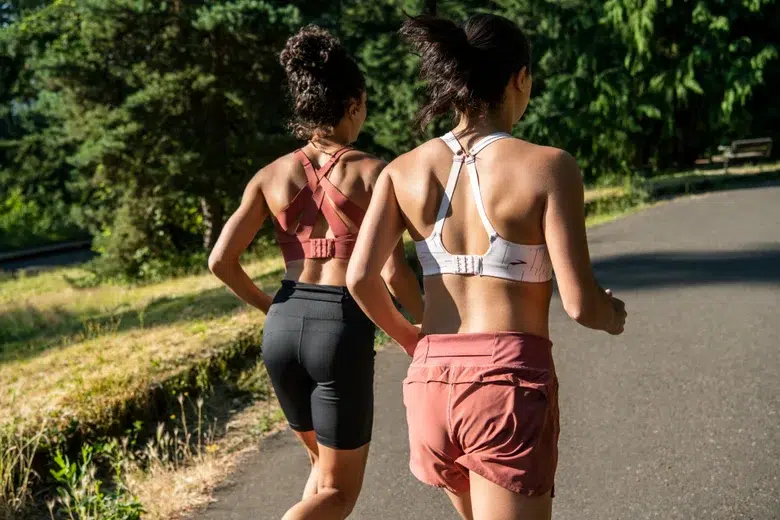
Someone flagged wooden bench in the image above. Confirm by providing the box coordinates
[706,138,773,173]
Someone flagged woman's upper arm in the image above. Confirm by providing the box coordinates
[210,173,269,263]
[542,151,597,309]
[350,167,406,279]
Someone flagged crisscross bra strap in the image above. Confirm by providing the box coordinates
[292,146,356,240]
[275,146,365,261]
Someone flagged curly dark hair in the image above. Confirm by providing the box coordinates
[400,14,531,129]
[279,25,366,140]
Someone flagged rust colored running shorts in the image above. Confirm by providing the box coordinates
[403,332,560,496]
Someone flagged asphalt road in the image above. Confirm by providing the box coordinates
[197,185,780,520]
[0,247,93,272]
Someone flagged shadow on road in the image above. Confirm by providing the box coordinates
[593,244,780,290]
[0,248,95,274]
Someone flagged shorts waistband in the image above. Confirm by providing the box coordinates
[414,332,553,369]
[277,280,352,303]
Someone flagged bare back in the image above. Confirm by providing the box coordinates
[260,146,384,286]
[391,133,559,337]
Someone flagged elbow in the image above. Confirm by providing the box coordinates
[208,250,229,278]
[562,296,588,324]
[347,260,384,299]
[346,264,369,296]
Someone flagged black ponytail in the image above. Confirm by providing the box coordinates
[400,13,531,129]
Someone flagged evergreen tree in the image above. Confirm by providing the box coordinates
[3,0,301,275]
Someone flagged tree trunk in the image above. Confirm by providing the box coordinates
[201,196,224,251]
[424,0,437,15]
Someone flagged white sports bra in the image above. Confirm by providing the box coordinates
[414,131,553,283]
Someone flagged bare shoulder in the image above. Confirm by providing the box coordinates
[251,152,298,187]
[516,142,582,189]
[385,139,442,184]
[342,149,387,182]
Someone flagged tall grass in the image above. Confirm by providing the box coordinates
[0,424,46,519]
[43,395,220,520]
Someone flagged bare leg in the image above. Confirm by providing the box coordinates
[292,430,320,500]
[445,488,474,520]
[282,442,370,520]
[469,471,552,520]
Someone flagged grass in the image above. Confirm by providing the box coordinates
[127,366,286,520]
[1,424,46,518]
[2,158,777,517]
[582,160,780,201]
[583,186,625,203]
[0,255,285,440]
[0,254,290,519]
[649,160,780,183]
[0,254,288,519]
[580,160,780,228]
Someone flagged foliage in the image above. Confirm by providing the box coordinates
[2,0,301,268]
[46,399,220,520]
[0,187,84,251]
[50,445,144,520]
[491,0,779,177]
[0,0,777,275]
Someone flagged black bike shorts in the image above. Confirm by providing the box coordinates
[262,280,376,450]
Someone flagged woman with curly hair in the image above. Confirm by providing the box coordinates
[347,13,627,520]
[209,25,423,519]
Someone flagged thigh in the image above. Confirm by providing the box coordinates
[444,489,473,520]
[469,471,552,520]
[262,312,314,432]
[303,318,375,449]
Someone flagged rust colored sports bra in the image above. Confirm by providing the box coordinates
[273,146,365,263]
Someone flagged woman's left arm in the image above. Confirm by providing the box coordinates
[348,167,420,355]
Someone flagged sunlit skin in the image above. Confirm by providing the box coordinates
[347,67,626,520]
[208,91,422,320]
[209,90,423,520]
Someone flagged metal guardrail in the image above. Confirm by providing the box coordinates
[0,240,92,263]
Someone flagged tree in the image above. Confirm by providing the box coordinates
[1,0,777,275]
[490,0,779,175]
[4,0,301,275]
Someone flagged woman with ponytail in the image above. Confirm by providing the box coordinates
[209,25,422,519]
[348,14,626,520]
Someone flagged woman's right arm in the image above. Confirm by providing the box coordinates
[208,173,274,314]
[543,150,626,335]
[380,238,425,325]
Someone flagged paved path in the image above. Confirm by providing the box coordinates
[0,246,93,271]
[198,185,780,520]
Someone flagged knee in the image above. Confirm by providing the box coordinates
[317,486,359,516]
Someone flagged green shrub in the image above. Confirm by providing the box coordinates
[49,445,143,520]
[87,195,204,284]
[0,188,85,251]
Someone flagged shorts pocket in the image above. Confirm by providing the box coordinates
[474,366,553,399]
